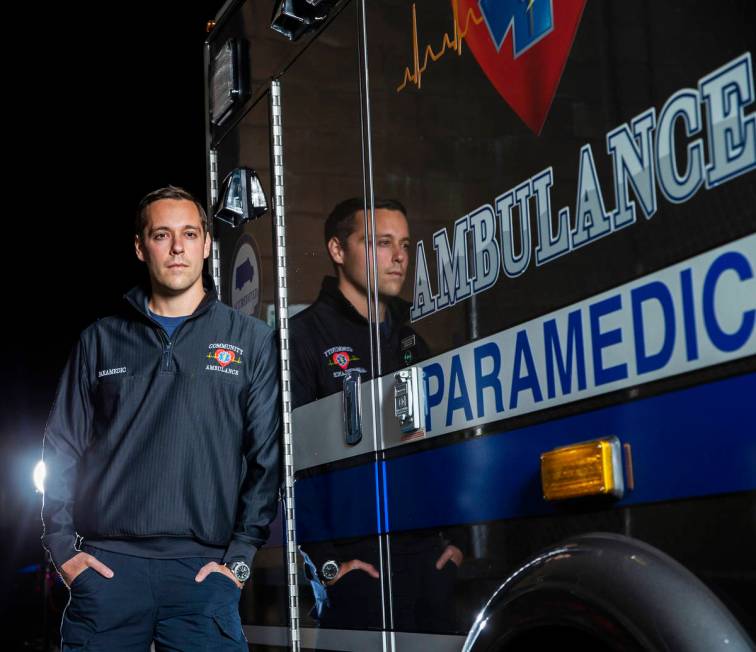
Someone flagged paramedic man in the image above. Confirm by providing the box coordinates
[41,186,280,651]
[290,198,463,629]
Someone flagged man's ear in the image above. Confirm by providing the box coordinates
[203,231,212,259]
[135,234,145,262]
[327,236,345,266]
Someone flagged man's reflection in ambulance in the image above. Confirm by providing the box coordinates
[290,198,464,630]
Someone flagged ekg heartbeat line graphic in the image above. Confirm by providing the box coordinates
[396,0,483,93]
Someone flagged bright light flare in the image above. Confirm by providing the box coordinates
[33,460,46,494]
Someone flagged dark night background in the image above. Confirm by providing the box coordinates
[2,2,225,647]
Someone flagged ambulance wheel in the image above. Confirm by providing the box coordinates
[462,532,753,652]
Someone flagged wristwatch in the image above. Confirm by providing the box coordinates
[320,559,339,582]
[225,560,251,583]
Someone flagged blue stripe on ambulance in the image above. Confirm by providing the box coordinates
[296,372,756,543]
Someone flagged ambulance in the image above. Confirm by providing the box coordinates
[203,1,756,649]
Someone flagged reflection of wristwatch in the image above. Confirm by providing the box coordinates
[226,560,251,583]
[321,560,339,582]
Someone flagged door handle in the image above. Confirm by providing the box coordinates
[342,369,362,445]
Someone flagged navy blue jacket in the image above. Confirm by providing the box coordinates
[290,276,429,408]
[41,282,280,570]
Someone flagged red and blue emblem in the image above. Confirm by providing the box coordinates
[332,351,351,370]
[462,0,586,133]
[214,349,236,368]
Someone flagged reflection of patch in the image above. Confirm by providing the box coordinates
[323,346,360,371]
[206,342,244,376]
[332,351,351,370]
[400,334,416,351]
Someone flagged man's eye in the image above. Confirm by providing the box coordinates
[379,239,391,247]
[153,233,167,240]
[185,231,198,238]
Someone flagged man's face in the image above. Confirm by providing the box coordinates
[134,198,211,296]
[332,208,410,300]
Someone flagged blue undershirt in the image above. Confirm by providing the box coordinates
[148,309,189,339]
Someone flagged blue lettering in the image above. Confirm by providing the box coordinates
[632,281,676,374]
[446,355,473,426]
[590,295,628,385]
[509,330,543,409]
[544,310,586,398]
[423,363,444,432]
[703,252,755,352]
[680,268,699,360]
[474,342,504,418]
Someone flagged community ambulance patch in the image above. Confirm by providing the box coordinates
[206,342,244,376]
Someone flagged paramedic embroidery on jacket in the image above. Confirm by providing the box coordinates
[206,342,244,376]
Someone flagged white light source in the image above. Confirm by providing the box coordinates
[33,460,46,494]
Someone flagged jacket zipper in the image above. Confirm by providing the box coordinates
[126,292,214,374]
[160,331,173,371]
[156,316,196,373]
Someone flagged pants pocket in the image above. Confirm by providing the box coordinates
[69,566,95,589]
[61,607,94,649]
[211,605,246,646]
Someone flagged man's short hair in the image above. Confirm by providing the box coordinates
[135,186,209,237]
[324,197,407,248]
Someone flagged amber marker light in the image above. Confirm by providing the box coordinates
[541,436,625,501]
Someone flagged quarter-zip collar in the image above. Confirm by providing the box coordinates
[123,273,218,372]
[124,272,218,326]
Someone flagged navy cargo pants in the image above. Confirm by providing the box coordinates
[61,547,247,651]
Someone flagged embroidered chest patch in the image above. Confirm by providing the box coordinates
[323,345,366,379]
[206,342,244,376]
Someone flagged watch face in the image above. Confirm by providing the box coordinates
[230,561,251,583]
[321,560,339,581]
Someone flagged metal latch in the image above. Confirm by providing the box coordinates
[394,367,425,434]
[342,369,362,445]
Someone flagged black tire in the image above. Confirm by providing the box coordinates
[463,533,754,652]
